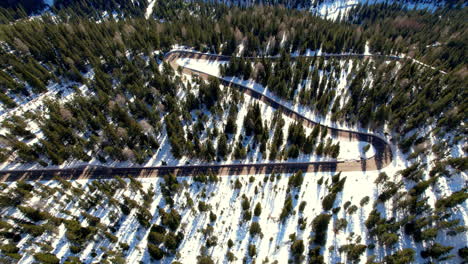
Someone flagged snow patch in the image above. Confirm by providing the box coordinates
[145,0,156,19]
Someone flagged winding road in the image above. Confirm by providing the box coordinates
[0,50,394,182]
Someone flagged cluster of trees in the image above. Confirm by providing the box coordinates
[3,12,357,165]
[243,103,268,149]
[348,2,467,72]
[0,53,54,107]
[0,177,151,262]
[0,0,148,22]
[147,222,184,260]
[363,170,467,263]
[0,0,463,166]
[321,173,346,211]
[222,51,465,150]
[0,0,46,20]
[2,0,464,72]
[1,56,165,165]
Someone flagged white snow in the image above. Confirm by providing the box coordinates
[176,57,227,76]
[145,0,156,19]
[172,53,390,139]
[310,0,445,20]
[3,149,465,263]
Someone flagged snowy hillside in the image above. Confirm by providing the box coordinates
[0,49,466,263]
[0,2,466,263]
[0,147,466,263]
[309,0,447,20]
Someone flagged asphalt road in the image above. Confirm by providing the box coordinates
[0,50,394,182]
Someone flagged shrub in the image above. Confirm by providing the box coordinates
[279,194,293,221]
[227,251,236,262]
[148,232,165,245]
[161,209,181,231]
[34,253,59,264]
[421,243,454,260]
[164,232,179,250]
[148,243,164,260]
[291,239,304,257]
[227,239,234,248]
[254,203,262,216]
[312,214,331,246]
[248,244,256,257]
[249,222,262,236]
[383,248,415,264]
[18,206,49,222]
[435,190,468,210]
[198,201,209,212]
[0,243,19,254]
[339,244,367,262]
[197,256,214,264]
[458,247,468,260]
[299,201,306,212]
[322,192,337,211]
[359,196,370,206]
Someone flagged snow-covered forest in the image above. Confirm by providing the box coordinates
[0,0,466,264]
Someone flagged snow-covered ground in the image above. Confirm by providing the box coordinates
[310,0,446,20]
[0,51,380,171]
[0,49,465,264]
[2,145,465,263]
[0,76,374,170]
[173,52,389,138]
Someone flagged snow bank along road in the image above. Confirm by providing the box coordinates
[0,50,394,182]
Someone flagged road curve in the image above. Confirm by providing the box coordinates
[0,50,393,182]
[164,50,393,170]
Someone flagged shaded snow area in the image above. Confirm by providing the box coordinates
[1,158,465,263]
[309,0,445,20]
